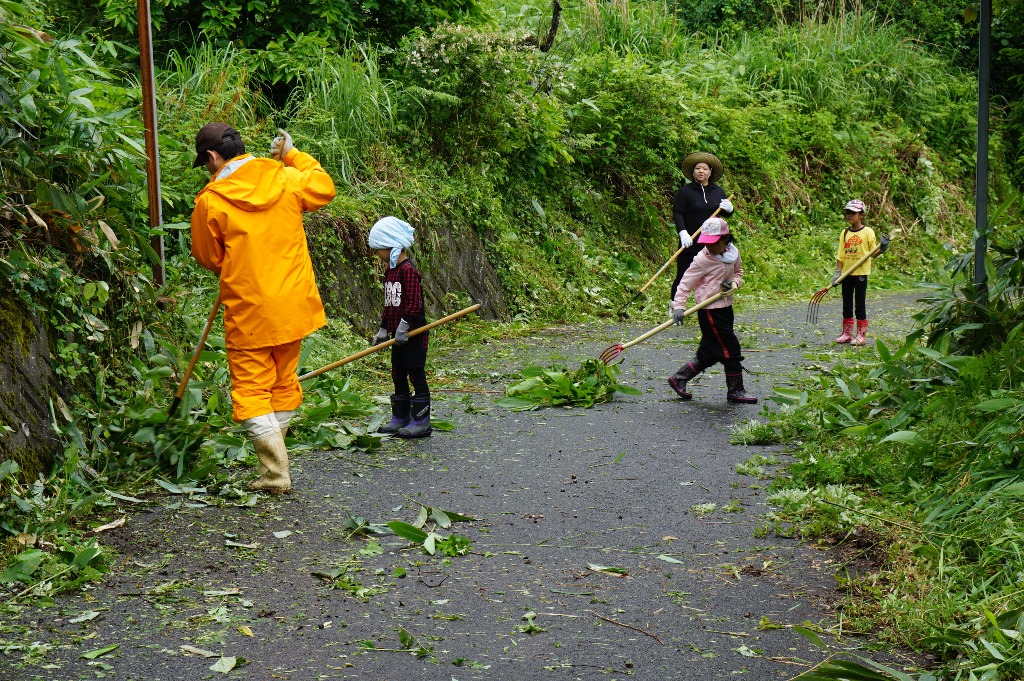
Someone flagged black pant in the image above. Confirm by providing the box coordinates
[693,306,744,375]
[841,275,868,320]
[392,344,429,397]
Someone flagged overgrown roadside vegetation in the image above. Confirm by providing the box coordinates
[2,0,1023,677]
[756,199,1024,679]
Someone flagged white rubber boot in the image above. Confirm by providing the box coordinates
[243,414,292,493]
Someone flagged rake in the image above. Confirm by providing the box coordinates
[616,196,733,317]
[600,287,735,364]
[806,229,897,324]
[297,303,481,382]
[161,292,223,429]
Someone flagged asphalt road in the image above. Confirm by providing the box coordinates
[0,292,921,680]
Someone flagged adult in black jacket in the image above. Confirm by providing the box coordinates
[670,152,734,300]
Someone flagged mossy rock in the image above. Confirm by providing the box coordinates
[305,211,509,333]
[0,286,59,482]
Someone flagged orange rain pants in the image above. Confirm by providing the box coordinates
[227,339,303,422]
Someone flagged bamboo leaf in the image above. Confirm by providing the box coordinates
[386,521,428,543]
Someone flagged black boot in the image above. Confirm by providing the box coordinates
[396,396,432,438]
[378,394,410,434]
[726,372,758,404]
[668,360,702,400]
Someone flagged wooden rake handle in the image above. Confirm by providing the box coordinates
[827,247,880,291]
[174,292,223,401]
[298,303,481,382]
[827,227,899,291]
[163,292,222,424]
[620,287,736,352]
[634,195,734,297]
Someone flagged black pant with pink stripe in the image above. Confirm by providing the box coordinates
[692,306,744,375]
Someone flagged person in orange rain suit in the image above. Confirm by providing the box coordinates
[190,122,335,493]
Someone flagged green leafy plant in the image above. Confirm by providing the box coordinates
[386,503,478,556]
[915,190,1024,354]
[495,359,641,411]
[311,557,389,599]
[359,627,435,660]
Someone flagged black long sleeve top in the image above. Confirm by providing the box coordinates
[672,181,733,237]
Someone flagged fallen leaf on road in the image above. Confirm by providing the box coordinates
[81,644,119,659]
[92,517,126,533]
[587,563,629,577]
[210,656,239,673]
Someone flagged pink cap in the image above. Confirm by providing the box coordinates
[697,217,730,243]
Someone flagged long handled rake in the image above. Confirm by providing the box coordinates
[806,229,898,324]
[617,196,733,317]
[161,292,223,427]
[298,303,481,382]
[600,287,735,364]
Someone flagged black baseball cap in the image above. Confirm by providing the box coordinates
[193,122,241,168]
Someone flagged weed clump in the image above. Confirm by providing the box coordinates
[495,359,641,411]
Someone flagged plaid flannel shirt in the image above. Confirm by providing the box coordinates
[380,259,428,348]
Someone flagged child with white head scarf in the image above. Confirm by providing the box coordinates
[369,216,415,269]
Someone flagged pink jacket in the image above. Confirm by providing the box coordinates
[672,247,743,311]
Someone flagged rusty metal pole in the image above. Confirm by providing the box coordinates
[974,0,991,299]
[138,0,165,286]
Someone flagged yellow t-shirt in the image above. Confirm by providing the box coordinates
[836,226,879,277]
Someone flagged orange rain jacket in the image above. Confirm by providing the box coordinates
[191,148,336,350]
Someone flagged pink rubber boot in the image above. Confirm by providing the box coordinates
[851,319,869,346]
[835,318,854,344]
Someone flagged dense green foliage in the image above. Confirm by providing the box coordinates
[763,202,1024,678]
[46,0,482,72]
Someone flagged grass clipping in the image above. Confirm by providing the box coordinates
[495,359,641,411]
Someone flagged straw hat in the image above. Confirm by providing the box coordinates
[681,151,724,184]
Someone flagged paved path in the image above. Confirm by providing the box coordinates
[0,293,919,680]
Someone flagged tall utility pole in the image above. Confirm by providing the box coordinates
[974,0,991,295]
[138,0,165,286]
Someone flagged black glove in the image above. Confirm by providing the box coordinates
[672,308,687,325]
[372,327,388,345]
[395,319,410,345]
[721,280,734,293]
[877,234,890,255]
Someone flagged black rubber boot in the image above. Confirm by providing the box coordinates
[667,360,702,400]
[396,396,432,438]
[378,394,410,434]
[726,372,758,404]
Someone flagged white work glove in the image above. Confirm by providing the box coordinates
[719,198,733,213]
[270,128,294,161]
[678,230,693,249]
[372,327,388,345]
[394,319,410,345]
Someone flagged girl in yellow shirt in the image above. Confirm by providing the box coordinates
[834,199,878,346]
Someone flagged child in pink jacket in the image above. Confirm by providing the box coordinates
[667,218,757,404]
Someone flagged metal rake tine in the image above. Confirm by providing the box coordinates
[806,288,826,324]
[598,344,623,364]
